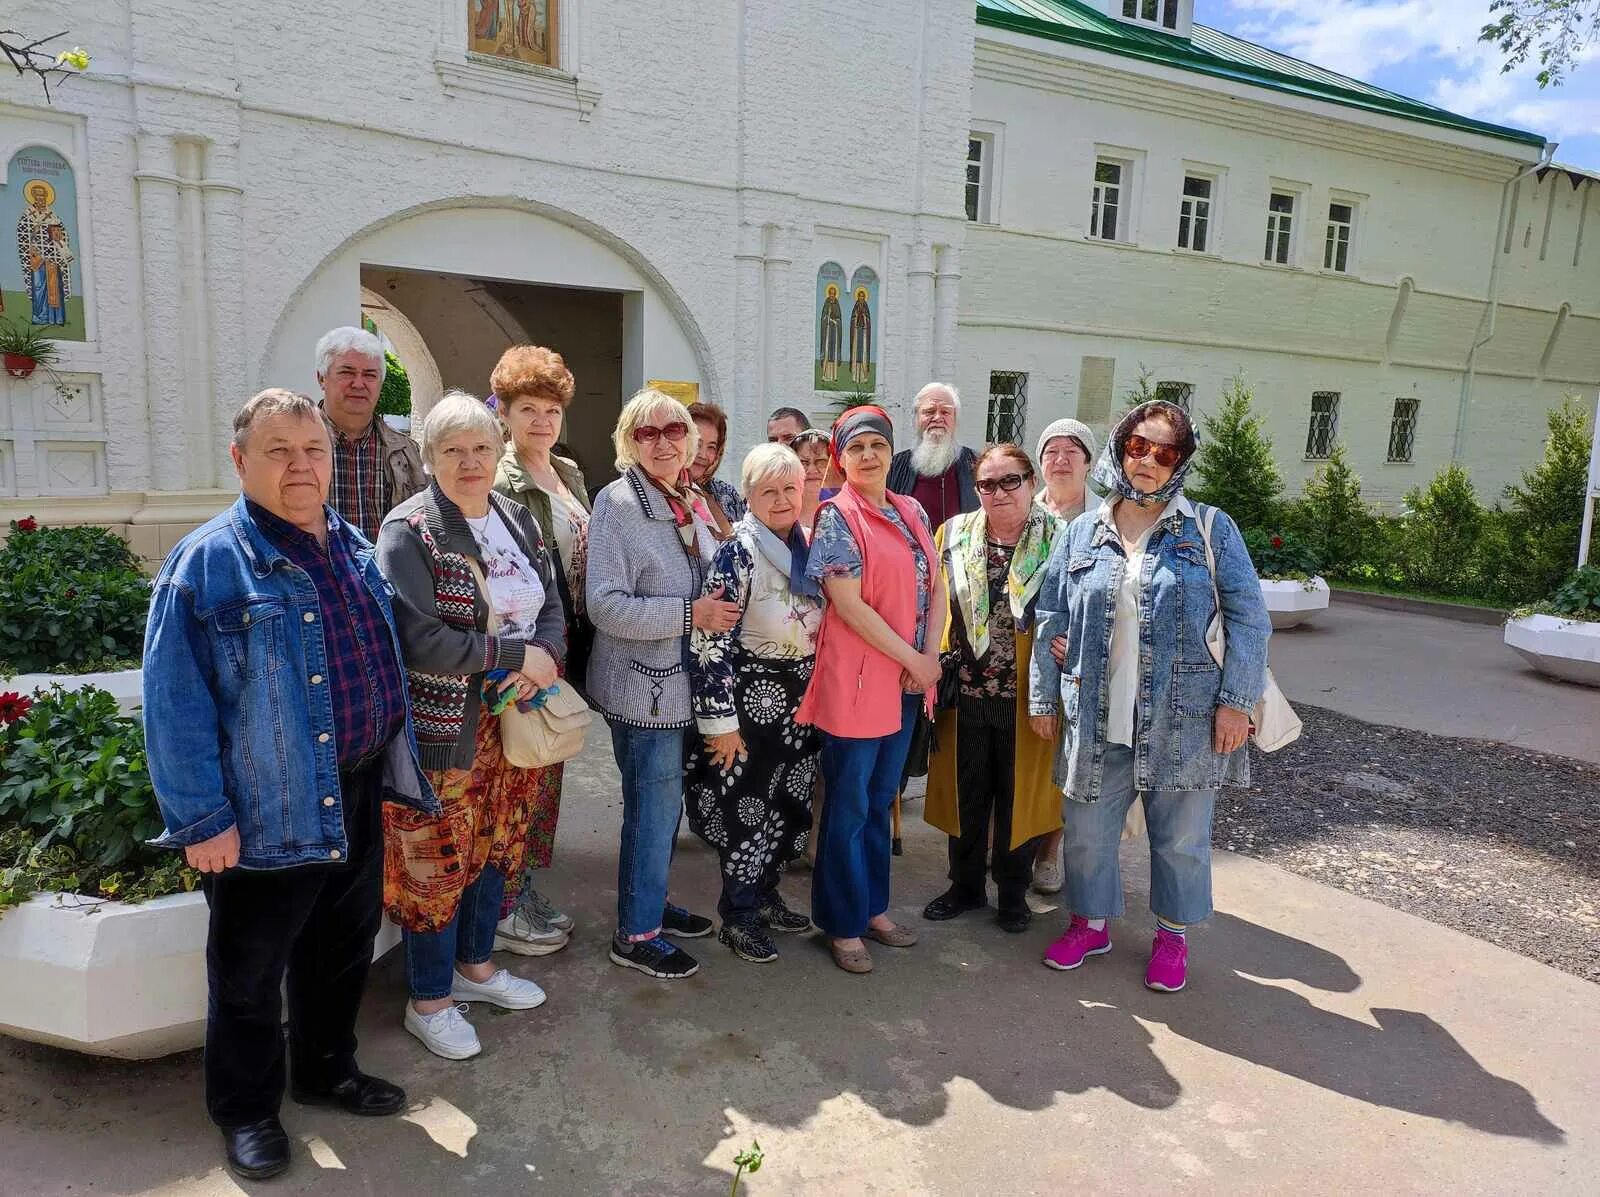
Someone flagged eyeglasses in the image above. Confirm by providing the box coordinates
[631,422,689,445]
[974,472,1031,495]
[1123,435,1184,468]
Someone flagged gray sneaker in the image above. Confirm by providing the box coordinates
[494,910,570,956]
[517,886,575,933]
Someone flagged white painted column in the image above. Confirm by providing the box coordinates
[201,141,246,481]
[134,133,190,493]
[932,241,962,383]
[174,140,212,488]
[733,221,766,448]
[761,223,791,412]
[906,239,936,390]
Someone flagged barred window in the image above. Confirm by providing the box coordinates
[1154,381,1193,410]
[987,371,1029,445]
[1388,397,1419,463]
[1305,391,1340,460]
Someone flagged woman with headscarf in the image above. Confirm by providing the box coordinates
[1028,418,1098,896]
[921,443,1063,934]
[1028,401,1270,994]
[790,428,831,535]
[796,406,945,974]
[686,401,745,540]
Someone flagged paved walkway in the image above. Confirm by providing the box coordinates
[1267,600,1600,763]
[2,728,1595,1194]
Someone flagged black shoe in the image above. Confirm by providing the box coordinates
[997,908,1032,934]
[757,892,813,934]
[223,1117,290,1181]
[719,921,779,963]
[661,902,714,938]
[922,888,986,921]
[291,1069,407,1116]
[609,934,700,979]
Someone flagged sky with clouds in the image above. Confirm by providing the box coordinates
[1198,1,1600,169]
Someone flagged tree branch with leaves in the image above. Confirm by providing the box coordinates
[1481,0,1600,88]
[0,28,89,102]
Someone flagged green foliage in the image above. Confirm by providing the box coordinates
[1401,463,1484,594]
[830,389,876,412]
[0,319,60,363]
[1286,444,1374,579]
[0,685,197,911]
[376,350,412,418]
[0,521,150,673]
[1548,564,1600,620]
[730,1140,764,1196]
[1187,375,1284,533]
[1243,528,1320,580]
[1480,0,1600,88]
[1500,396,1594,600]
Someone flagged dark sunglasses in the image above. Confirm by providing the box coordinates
[974,472,1031,495]
[1123,434,1183,468]
[631,421,689,445]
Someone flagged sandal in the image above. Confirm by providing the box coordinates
[829,939,874,974]
[864,923,918,948]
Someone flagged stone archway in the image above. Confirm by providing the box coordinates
[359,286,445,421]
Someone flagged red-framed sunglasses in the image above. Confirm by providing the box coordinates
[1123,434,1184,468]
[631,421,689,445]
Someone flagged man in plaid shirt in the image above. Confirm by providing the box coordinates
[315,327,426,542]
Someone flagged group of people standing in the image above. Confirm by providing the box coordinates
[142,330,1271,1182]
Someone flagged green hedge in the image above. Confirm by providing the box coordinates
[0,520,150,673]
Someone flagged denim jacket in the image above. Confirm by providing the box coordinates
[1028,497,1270,800]
[143,497,439,869]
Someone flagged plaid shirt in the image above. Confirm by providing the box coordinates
[247,501,406,769]
[328,421,391,543]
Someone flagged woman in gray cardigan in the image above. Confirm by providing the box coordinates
[376,393,567,1062]
[586,388,740,981]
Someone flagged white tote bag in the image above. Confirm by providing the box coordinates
[1195,505,1302,753]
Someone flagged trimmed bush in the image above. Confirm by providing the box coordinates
[376,349,412,418]
[1401,463,1483,594]
[1187,375,1284,533]
[1286,445,1374,580]
[1500,397,1594,600]
[0,521,150,673]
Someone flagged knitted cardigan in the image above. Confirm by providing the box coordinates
[376,483,566,771]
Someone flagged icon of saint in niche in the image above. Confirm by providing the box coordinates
[848,286,872,385]
[818,283,843,383]
[16,179,73,327]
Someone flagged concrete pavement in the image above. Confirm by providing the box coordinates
[1,725,1594,1195]
[1266,599,1600,763]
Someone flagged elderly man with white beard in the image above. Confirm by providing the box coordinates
[887,382,979,533]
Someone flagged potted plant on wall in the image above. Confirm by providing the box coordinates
[1243,528,1330,629]
[0,320,59,379]
[1503,564,1600,686]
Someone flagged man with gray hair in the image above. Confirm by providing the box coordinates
[143,388,439,1180]
[887,382,979,532]
[315,326,426,542]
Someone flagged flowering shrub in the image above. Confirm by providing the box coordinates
[0,519,150,672]
[1242,529,1321,581]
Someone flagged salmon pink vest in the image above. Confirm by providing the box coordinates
[796,483,938,738]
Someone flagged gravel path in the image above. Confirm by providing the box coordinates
[1217,705,1600,983]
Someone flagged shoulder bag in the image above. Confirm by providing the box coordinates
[1195,505,1302,753]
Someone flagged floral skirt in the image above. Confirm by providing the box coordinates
[382,713,558,933]
[686,656,820,890]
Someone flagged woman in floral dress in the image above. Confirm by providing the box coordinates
[687,444,824,963]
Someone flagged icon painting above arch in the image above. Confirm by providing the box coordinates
[469,0,558,69]
[815,261,877,394]
[1,145,86,340]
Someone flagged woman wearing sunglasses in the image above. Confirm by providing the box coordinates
[1028,401,1269,993]
[586,388,738,980]
[920,444,1065,935]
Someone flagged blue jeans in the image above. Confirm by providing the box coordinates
[403,865,506,1001]
[812,694,919,938]
[609,720,686,940]
[1062,744,1216,925]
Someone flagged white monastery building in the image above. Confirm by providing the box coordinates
[0,0,1594,556]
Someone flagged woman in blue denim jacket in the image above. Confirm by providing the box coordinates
[1028,400,1270,994]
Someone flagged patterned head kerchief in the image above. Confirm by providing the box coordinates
[1090,405,1198,506]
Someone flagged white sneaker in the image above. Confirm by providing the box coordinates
[404,1002,481,1060]
[451,967,547,1010]
[1032,855,1064,895]
[494,910,570,956]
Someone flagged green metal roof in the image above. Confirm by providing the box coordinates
[976,0,1545,149]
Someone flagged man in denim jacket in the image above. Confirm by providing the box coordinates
[143,389,439,1181]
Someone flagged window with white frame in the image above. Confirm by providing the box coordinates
[966,135,989,223]
[1325,200,1355,272]
[1154,381,1194,410]
[1178,175,1213,252]
[1305,391,1340,459]
[1387,397,1419,463]
[1121,0,1181,31]
[1265,191,1296,264]
[1090,159,1127,241]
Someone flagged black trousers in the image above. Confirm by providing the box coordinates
[200,762,383,1129]
[948,697,1035,916]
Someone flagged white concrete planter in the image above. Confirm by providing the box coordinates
[1260,576,1330,629]
[1504,613,1600,687]
[0,892,402,1060]
[9,668,143,713]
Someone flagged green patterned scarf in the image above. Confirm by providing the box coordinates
[947,505,1058,658]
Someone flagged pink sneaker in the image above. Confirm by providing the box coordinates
[1042,915,1112,971]
[1144,928,1188,992]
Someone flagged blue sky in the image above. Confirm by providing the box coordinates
[1199,1,1600,170]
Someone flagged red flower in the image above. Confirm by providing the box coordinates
[15,516,38,533]
[0,692,33,723]
[1271,535,1284,549]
